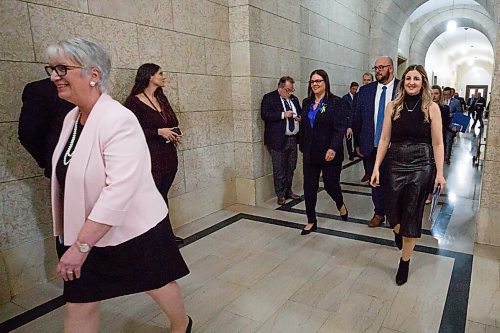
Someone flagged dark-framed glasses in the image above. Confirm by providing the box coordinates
[284,87,295,93]
[44,65,83,77]
[372,65,391,71]
[309,79,324,84]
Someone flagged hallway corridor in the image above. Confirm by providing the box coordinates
[1,124,498,333]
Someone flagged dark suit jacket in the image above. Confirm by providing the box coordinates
[439,104,451,136]
[18,78,74,177]
[261,90,301,151]
[475,97,486,111]
[342,93,354,123]
[352,79,400,156]
[467,97,476,107]
[299,94,346,165]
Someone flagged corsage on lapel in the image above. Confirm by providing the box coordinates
[320,103,327,113]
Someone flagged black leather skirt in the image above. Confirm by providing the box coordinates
[384,142,434,238]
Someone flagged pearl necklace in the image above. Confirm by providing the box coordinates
[63,112,81,166]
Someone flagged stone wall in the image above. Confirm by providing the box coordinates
[299,0,371,96]
[476,2,500,246]
[0,0,234,303]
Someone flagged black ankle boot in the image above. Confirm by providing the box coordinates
[396,258,410,286]
[393,231,402,250]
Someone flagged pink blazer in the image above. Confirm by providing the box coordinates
[51,94,168,246]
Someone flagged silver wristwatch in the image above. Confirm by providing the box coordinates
[75,241,91,253]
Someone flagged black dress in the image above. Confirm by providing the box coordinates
[124,96,179,198]
[55,120,189,303]
[384,93,434,238]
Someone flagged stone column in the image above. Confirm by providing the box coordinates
[476,4,500,246]
[229,0,301,205]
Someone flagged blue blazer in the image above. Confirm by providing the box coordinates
[448,98,462,115]
[352,79,400,157]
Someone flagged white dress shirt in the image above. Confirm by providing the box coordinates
[281,98,299,136]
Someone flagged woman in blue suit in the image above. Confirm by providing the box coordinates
[299,69,348,235]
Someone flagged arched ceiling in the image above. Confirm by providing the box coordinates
[426,27,494,67]
[407,4,495,64]
[369,0,496,64]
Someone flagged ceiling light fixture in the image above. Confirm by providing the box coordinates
[447,20,457,32]
[462,27,468,55]
[447,0,456,32]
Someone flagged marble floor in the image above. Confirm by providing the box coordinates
[1,124,499,333]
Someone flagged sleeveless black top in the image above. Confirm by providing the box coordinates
[391,93,431,144]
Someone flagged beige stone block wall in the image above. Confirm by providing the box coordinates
[230,0,302,205]
[0,0,233,304]
[300,0,370,96]
[476,5,500,246]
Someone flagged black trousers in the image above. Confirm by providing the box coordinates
[365,148,385,216]
[472,110,484,129]
[346,136,354,158]
[303,162,343,223]
[268,136,298,197]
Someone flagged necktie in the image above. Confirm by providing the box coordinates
[374,86,386,145]
[284,99,294,132]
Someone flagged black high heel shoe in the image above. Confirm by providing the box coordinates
[393,230,402,250]
[396,258,410,286]
[186,315,193,333]
[339,203,348,221]
[301,222,317,235]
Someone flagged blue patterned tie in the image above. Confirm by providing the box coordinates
[374,86,387,146]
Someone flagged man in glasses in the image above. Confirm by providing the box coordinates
[18,76,74,178]
[261,76,302,205]
[352,56,399,227]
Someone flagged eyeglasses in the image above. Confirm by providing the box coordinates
[284,87,295,93]
[45,65,83,77]
[309,79,324,84]
[372,65,391,71]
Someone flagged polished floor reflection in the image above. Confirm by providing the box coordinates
[1,125,499,333]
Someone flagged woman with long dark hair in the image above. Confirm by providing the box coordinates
[125,63,184,243]
[299,69,348,235]
[371,65,446,285]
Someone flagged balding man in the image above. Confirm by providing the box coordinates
[352,56,400,227]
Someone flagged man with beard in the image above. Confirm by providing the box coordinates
[353,56,400,227]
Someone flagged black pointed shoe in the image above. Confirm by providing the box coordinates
[396,258,410,286]
[186,315,193,333]
[301,222,317,235]
[393,231,402,250]
[339,203,349,221]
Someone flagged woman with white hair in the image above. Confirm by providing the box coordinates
[46,37,192,333]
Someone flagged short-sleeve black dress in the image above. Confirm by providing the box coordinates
[384,93,435,238]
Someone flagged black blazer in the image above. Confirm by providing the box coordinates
[439,104,451,136]
[299,94,346,165]
[261,90,301,150]
[18,78,74,177]
[342,93,354,126]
